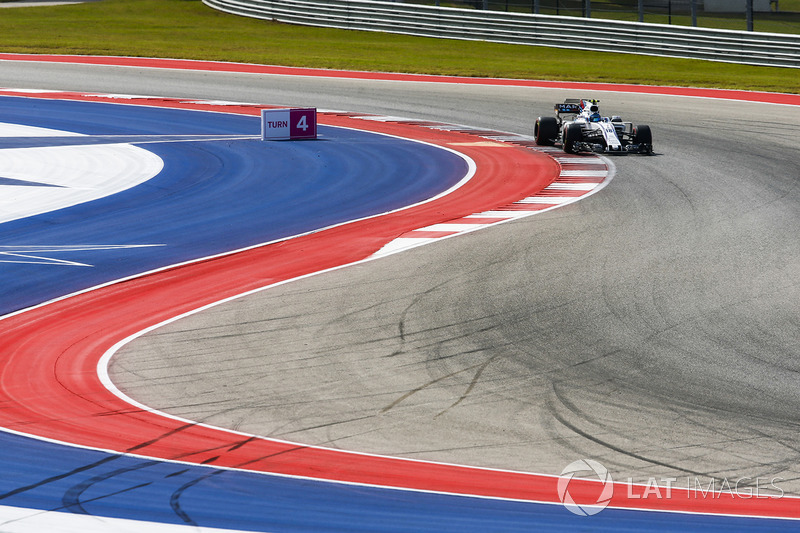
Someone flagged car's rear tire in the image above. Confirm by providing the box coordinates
[563,123,583,154]
[535,116,559,146]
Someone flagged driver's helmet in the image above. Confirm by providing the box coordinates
[589,112,601,122]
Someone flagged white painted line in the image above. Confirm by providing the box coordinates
[355,238,436,259]
[0,244,165,267]
[517,197,575,204]
[354,115,416,122]
[485,135,536,142]
[468,210,533,218]
[558,170,608,177]
[83,93,153,100]
[418,223,491,232]
[462,213,516,219]
[181,99,262,106]
[554,157,603,163]
[544,182,599,191]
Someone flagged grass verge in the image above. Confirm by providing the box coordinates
[0,0,797,94]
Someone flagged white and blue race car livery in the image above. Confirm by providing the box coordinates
[535,99,653,155]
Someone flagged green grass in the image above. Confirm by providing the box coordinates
[0,0,797,94]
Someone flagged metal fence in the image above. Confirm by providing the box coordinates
[422,1,796,33]
[203,0,800,67]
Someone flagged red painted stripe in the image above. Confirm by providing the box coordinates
[2,53,799,106]
[495,203,559,211]
[555,176,606,183]
[402,230,459,238]
[536,189,588,197]
[451,217,509,224]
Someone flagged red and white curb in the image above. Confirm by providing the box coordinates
[350,117,614,258]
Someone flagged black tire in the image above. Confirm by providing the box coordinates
[563,123,583,154]
[633,124,653,153]
[534,116,559,146]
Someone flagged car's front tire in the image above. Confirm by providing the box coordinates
[633,124,653,154]
[563,123,583,154]
[535,116,559,146]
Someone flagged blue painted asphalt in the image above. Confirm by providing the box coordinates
[0,97,793,531]
[0,96,468,315]
[0,429,792,532]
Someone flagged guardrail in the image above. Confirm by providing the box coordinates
[203,0,800,68]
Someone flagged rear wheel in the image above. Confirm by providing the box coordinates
[563,123,583,154]
[534,116,559,146]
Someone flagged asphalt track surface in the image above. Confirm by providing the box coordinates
[2,57,800,529]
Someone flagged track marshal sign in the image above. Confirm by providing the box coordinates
[261,108,317,140]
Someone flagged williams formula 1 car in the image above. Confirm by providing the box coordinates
[535,99,653,155]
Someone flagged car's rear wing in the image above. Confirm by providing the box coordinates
[555,98,599,115]
[555,102,582,114]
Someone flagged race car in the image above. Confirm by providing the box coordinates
[534,99,653,155]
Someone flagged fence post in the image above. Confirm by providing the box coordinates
[746,0,754,30]
[585,0,590,18]
[638,0,643,22]
[691,0,697,26]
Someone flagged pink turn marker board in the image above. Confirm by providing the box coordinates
[261,108,317,140]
